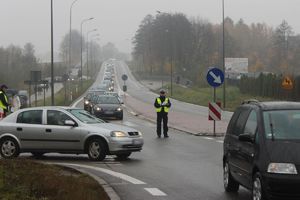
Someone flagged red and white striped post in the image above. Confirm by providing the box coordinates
[209,102,222,136]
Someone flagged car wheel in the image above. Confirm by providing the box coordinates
[115,152,131,160]
[0,138,20,159]
[31,152,45,158]
[253,172,267,200]
[119,113,123,120]
[224,161,239,192]
[87,138,106,161]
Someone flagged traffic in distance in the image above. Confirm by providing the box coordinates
[83,61,124,120]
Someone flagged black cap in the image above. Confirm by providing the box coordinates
[159,89,166,94]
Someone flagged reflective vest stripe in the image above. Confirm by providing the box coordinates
[156,97,169,113]
[0,91,8,110]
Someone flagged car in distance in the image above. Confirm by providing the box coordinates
[223,100,300,200]
[83,92,94,112]
[84,90,106,112]
[0,107,143,161]
[105,92,123,104]
[92,95,123,120]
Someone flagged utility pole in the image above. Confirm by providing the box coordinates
[222,0,226,108]
[50,0,54,106]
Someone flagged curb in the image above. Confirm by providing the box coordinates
[123,99,225,137]
[72,167,121,200]
[54,164,120,200]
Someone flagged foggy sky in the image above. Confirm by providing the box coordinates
[0,0,299,61]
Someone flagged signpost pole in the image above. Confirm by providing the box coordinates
[213,88,216,137]
[34,83,37,107]
[28,84,31,107]
[207,67,224,137]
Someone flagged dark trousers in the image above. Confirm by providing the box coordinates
[157,112,168,136]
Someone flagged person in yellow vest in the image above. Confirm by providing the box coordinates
[154,89,171,138]
[0,84,10,117]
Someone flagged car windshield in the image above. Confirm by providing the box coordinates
[97,96,119,104]
[263,110,300,140]
[68,109,105,124]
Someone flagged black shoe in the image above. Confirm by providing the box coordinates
[157,135,161,138]
[164,135,169,138]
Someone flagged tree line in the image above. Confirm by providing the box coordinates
[0,43,38,88]
[0,29,128,89]
[132,13,300,86]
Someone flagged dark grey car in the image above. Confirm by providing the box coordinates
[0,107,143,161]
[92,95,123,120]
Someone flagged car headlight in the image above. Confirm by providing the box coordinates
[85,100,89,105]
[111,131,127,137]
[95,106,101,111]
[138,131,142,136]
[267,163,298,174]
[117,107,122,111]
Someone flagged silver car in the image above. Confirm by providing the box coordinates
[0,107,143,161]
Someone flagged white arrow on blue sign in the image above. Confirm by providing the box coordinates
[206,67,224,87]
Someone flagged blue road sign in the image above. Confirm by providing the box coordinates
[206,67,224,87]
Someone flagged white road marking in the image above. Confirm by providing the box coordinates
[144,188,167,196]
[122,121,138,127]
[216,140,224,143]
[203,137,214,140]
[54,163,146,185]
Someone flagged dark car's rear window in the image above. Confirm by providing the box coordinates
[264,110,300,140]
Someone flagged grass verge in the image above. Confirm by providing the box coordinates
[157,84,274,111]
[0,158,109,200]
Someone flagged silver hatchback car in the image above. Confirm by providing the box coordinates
[0,107,144,161]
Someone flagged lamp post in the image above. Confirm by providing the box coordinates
[69,0,79,75]
[90,37,100,77]
[80,17,94,88]
[50,0,54,106]
[86,29,97,79]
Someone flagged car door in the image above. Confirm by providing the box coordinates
[43,110,83,150]
[226,106,251,185]
[15,109,45,150]
[236,109,257,188]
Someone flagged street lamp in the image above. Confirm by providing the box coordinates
[86,29,98,79]
[50,0,54,106]
[80,17,94,88]
[90,37,100,77]
[69,0,79,75]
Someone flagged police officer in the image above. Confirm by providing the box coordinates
[154,89,171,138]
[0,84,9,117]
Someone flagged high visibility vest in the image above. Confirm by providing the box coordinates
[156,97,169,113]
[0,91,8,110]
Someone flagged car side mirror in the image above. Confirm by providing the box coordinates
[64,120,77,127]
[238,133,254,143]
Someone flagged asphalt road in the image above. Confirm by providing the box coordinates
[27,110,251,200]
[43,61,252,199]
[17,60,252,199]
